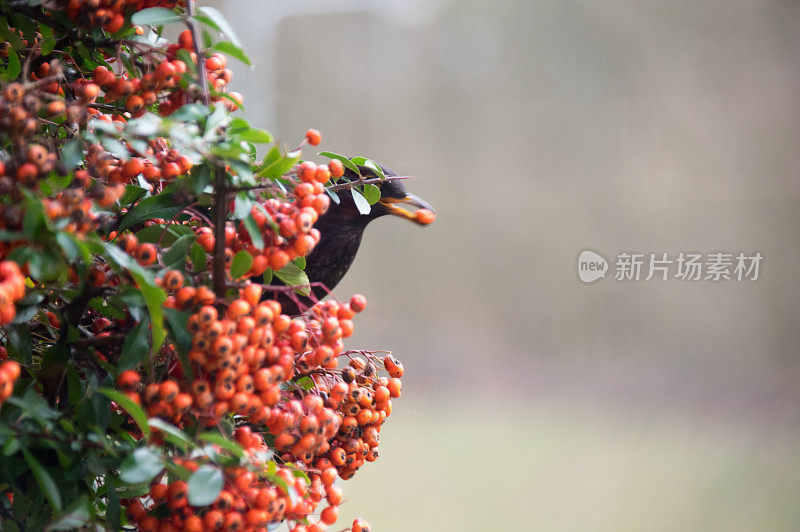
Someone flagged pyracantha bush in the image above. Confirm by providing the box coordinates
[0,1,410,529]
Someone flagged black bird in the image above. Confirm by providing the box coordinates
[272,163,435,312]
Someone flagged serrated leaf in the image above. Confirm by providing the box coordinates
[22,449,62,511]
[351,188,371,215]
[187,465,224,507]
[363,183,381,205]
[99,388,150,437]
[131,7,182,26]
[230,250,253,279]
[212,41,251,66]
[196,7,240,47]
[319,151,360,176]
[119,447,163,484]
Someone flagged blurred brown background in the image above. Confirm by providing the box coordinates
[216,1,800,529]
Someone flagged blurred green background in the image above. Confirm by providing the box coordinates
[216,1,800,529]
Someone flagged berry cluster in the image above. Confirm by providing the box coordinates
[0,2,407,529]
[59,0,183,33]
[111,288,393,530]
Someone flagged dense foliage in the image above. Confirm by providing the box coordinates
[0,1,405,530]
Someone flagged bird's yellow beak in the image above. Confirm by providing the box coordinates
[379,194,437,225]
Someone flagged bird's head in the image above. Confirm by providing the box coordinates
[339,163,436,226]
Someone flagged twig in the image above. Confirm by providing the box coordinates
[229,175,416,194]
[211,165,227,297]
[185,0,210,106]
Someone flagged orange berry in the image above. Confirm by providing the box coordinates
[159,380,179,403]
[305,129,321,146]
[123,157,145,178]
[136,243,157,265]
[328,159,344,178]
[227,299,251,319]
[349,294,367,313]
[116,370,140,392]
[320,505,338,525]
[162,270,184,292]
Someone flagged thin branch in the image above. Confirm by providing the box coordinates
[185,0,210,106]
[212,165,227,297]
[229,175,416,194]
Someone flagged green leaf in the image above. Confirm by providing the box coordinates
[242,213,264,250]
[99,388,150,437]
[103,243,167,352]
[101,137,129,160]
[117,318,150,371]
[236,128,272,144]
[319,151,360,176]
[39,24,56,56]
[46,496,91,531]
[119,447,163,484]
[131,7,182,26]
[257,149,300,180]
[22,449,62,512]
[196,7,241,47]
[7,389,60,425]
[363,183,381,205]
[350,157,386,179]
[161,233,196,270]
[190,242,207,272]
[55,232,91,265]
[2,47,21,81]
[60,138,83,170]
[176,48,197,75]
[326,187,341,204]
[125,113,162,137]
[187,465,224,507]
[351,188,371,215]
[148,418,192,451]
[204,104,230,137]
[117,193,184,233]
[274,262,310,296]
[197,432,245,458]
[212,41,251,66]
[163,308,193,381]
[230,250,253,279]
